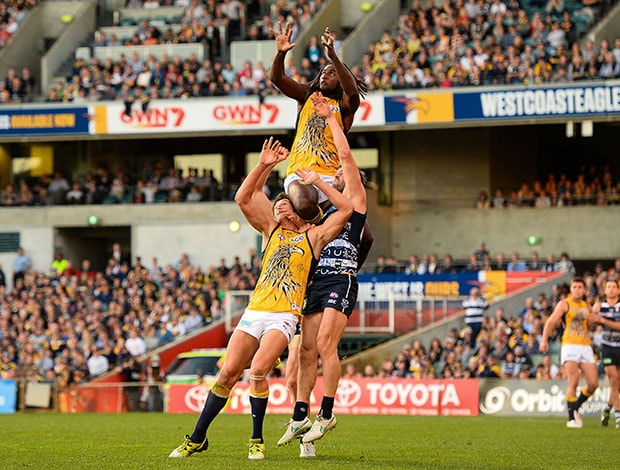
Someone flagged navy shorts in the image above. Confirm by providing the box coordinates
[601,344,620,368]
[303,274,358,317]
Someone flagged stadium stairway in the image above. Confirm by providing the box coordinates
[91,318,229,386]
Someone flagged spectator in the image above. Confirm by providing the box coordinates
[507,252,527,272]
[464,254,480,272]
[305,34,322,73]
[473,241,490,263]
[47,171,70,205]
[537,354,561,379]
[117,357,142,411]
[183,308,204,333]
[462,287,489,348]
[543,253,558,272]
[426,253,439,275]
[514,345,534,374]
[51,252,68,275]
[492,189,506,208]
[125,328,147,357]
[87,345,110,377]
[493,252,507,270]
[557,252,576,274]
[404,255,420,275]
[65,182,84,204]
[204,15,221,60]
[501,350,520,379]
[343,363,362,379]
[12,246,31,285]
[362,364,376,377]
[0,183,18,206]
[519,297,539,319]
[220,0,244,39]
[528,251,544,271]
[0,22,11,48]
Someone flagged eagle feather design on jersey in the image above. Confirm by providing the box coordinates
[292,114,336,169]
[262,243,305,306]
[567,310,589,338]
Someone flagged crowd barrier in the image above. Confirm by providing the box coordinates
[1,377,611,417]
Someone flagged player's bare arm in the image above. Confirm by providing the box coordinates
[321,27,360,120]
[235,138,288,237]
[358,221,374,269]
[254,136,289,192]
[295,167,353,253]
[539,299,568,353]
[269,21,308,102]
[590,307,620,331]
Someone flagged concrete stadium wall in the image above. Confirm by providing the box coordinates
[364,124,620,262]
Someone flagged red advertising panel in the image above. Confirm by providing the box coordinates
[167,378,478,416]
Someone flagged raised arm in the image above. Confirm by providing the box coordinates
[254,141,286,194]
[235,138,288,236]
[322,27,360,119]
[295,168,353,254]
[269,21,309,103]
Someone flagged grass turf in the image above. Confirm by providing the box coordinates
[1,412,616,469]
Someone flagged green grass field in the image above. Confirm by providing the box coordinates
[1,412,616,469]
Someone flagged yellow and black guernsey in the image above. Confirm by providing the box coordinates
[286,94,345,178]
[562,297,591,346]
[247,226,317,315]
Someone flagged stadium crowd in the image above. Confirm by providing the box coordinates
[0,246,260,392]
[1,0,620,104]
[477,164,620,208]
[0,165,255,206]
[1,158,615,208]
[353,0,620,90]
[0,0,37,49]
[355,255,619,381]
[0,0,617,406]
[371,247,576,275]
[0,232,610,393]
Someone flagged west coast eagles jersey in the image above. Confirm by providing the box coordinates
[286,94,345,177]
[562,297,591,346]
[247,226,317,315]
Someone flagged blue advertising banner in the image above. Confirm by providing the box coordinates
[357,272,480,300]
[0,380,17,413]
[454,85,620,121]
[0,107,90,136]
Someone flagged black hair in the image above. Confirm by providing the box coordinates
[307,61,368,100]
[272,191,290,209]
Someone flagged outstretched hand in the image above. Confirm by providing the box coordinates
[270,21,296,53]
[321,27,337,59]
[311,91,333,119]
[259,137,289,166]
[294,167,321,186]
